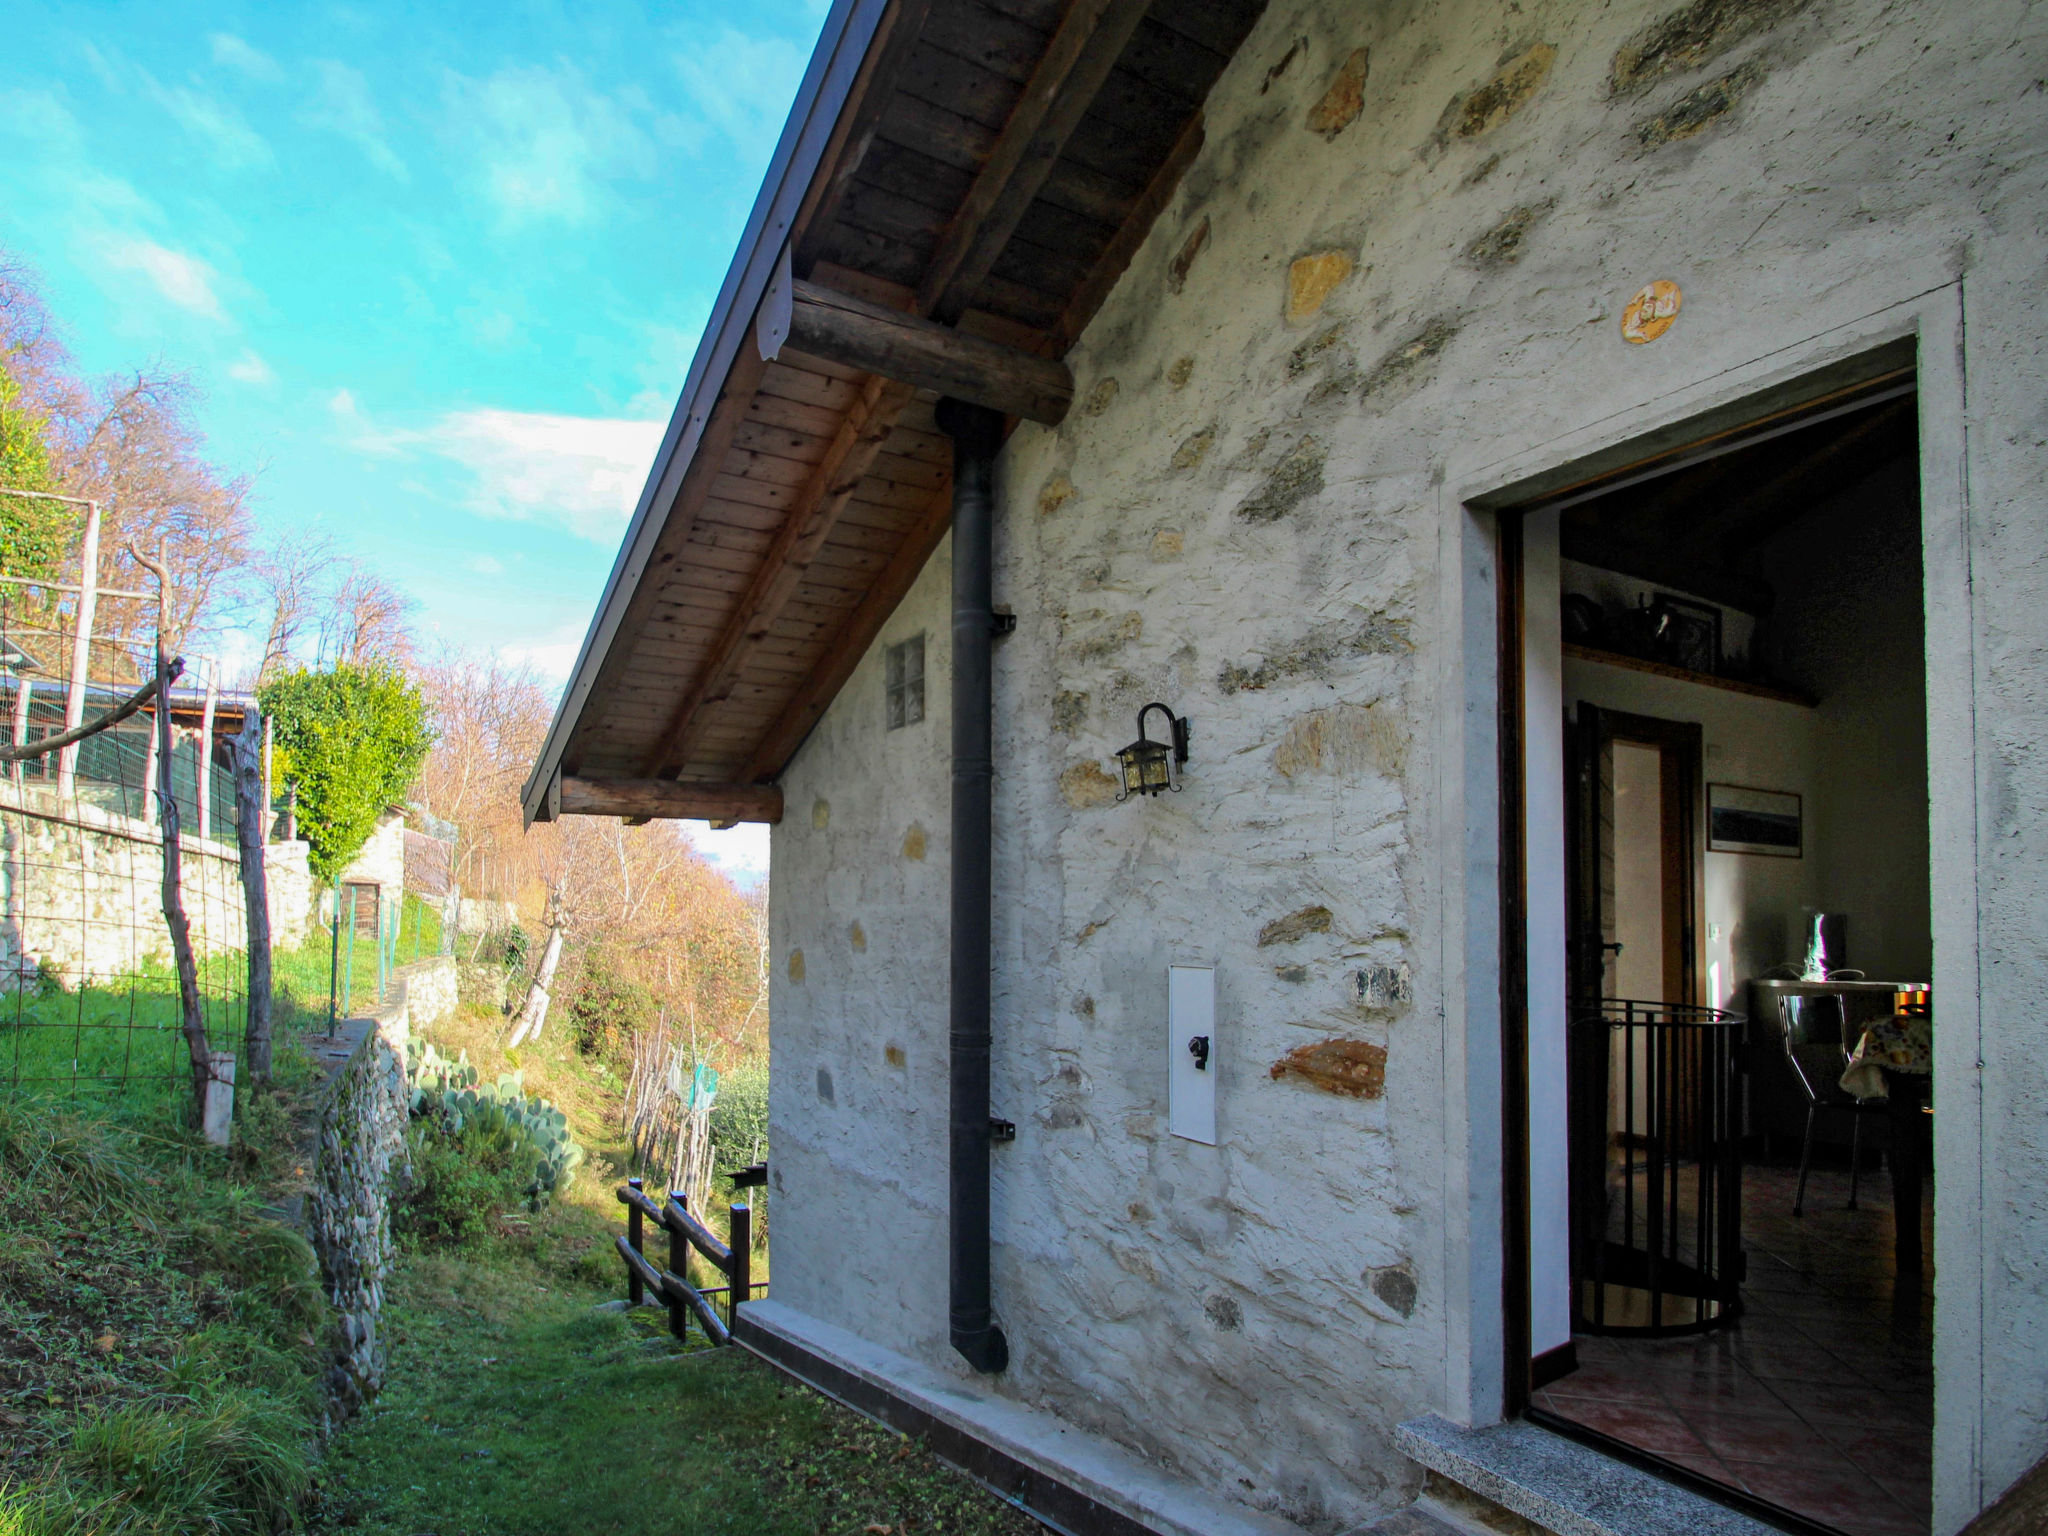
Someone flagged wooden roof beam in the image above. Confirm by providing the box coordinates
[917,0,1156,325]
[560,776,784,824]
[773,278,1073,424]
[737,477,955,783]
[638,372,920,781]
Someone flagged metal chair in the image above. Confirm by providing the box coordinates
[1758,988,1888,1215]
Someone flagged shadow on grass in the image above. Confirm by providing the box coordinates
[317,1252,1044,1536]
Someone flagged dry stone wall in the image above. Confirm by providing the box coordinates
[299,955,455,1424]
[770,0,2048,1529]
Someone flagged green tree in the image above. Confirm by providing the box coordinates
[0,362,67,578]
[259,665,435,879]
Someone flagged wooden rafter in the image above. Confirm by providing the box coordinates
[917,0,1156,325]
[1054,110,1206,352]
[643,0,1153,787]
[793,0,937,276]
[565,334,772,775]
[640,374,918,779]
[738,475,955,783]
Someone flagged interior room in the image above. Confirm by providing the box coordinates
[1525,384,1935,1536]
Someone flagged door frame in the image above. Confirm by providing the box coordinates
[1433,281,1983,1527]
[1570,705,1706,1012]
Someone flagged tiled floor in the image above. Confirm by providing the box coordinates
[1534,1159,1934,1536]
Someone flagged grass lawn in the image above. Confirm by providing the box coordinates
[0,1082,329,1535]
[318,1006,1037,1536]
[316,1253,1041,1536]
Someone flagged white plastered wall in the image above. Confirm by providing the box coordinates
[769,0,2048,1528]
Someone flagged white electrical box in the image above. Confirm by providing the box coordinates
[1167,963,1216,1145]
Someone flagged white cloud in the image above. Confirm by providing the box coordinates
[689,821,769,884]
[209,34,282,83]
[423,408,664,540]
[227,349,276,385]
[444,64,661,226]
[463,553,504,576]
[149,80,274,171]
[499,632,586,679]
[303,61,408,179]
[671,28,807,156]
[0,86,84,146]
[98,237,230,322]
[338,400,663,542]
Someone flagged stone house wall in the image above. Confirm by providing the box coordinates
[767,0,2048,1531]
[338,809,406,899]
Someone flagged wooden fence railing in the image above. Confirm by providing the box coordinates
[614,1176,761,1345]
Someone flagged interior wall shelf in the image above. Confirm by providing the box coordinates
[1562,643,1817,709]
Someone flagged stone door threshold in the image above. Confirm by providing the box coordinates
[733,1300,1307,1536]
[1394,1414,1797,1536]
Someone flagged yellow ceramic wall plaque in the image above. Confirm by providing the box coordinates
[1621,280,1682,343]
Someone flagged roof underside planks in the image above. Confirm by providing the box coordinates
[525,0,1268,824]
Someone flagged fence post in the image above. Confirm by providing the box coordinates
[201,1050,237,1145]
[729,1202,751,1333]
[666,1192,690,1341]
[341,888,356,1016]
[56,498,100,800]
[327,882,341,1032]
[626,1175,645,1306]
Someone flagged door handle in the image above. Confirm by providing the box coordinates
[1188,1035,1210,1071]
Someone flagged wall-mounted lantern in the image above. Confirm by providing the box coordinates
[1114,703,1191,800]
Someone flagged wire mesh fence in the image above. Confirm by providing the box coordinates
[0,557,462,1107]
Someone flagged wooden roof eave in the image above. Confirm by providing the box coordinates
[519,0,899,826]
[527,0,1266,825]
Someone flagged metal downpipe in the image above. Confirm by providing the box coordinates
[935,396,1008,1375]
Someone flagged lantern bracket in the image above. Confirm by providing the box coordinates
[1113,702,1192,801]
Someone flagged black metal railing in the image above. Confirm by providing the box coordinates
[1568,998,1745,1336]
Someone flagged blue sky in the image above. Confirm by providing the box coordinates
[0,1,830,877]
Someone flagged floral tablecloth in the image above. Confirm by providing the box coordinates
[1840,1013,1933,1100]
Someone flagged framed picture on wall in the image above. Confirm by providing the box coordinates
[1707,783,1802,857]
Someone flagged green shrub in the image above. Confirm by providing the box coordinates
[710,1059,768,1175]
[395,1102,535,1249]
[258,666,434,880]
[565,957,656,1058]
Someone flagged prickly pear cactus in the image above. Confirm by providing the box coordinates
[406,1040,586,1204]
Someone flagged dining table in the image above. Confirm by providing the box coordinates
[1841,1012,1933,1273]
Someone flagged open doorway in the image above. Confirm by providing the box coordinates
[1512,367,1934,1536]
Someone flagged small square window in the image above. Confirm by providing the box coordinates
[886,634,925,730]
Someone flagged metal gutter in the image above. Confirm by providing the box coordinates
[520,0,892,823]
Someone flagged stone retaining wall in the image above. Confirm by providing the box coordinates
[0,781,317,987]
[298,954,457,1424]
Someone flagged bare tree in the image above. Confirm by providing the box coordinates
[320,559,416,668]
[507,880,567,1047]
[0,257,251,669]
[245,528,341,682]
[58,373,253,659]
